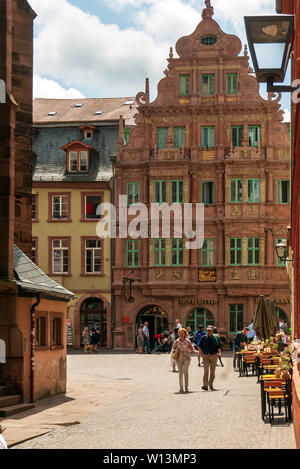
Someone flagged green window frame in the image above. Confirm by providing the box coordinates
[276,238,285,266]
[179,75,190,96]
[171,239,184,266]
[202,74,215,95]
[230,179,243,203]
[201,181,214,205]
[157,127,168,150]
[153,239,166,266]
[127,182,140,206]
[227,73,238,95]
[229,238,242,266]
[201,239,215,267]
[200,35,217,46]
[247,179,260,203]
[231,126,243,147]
[277,180,290,204]
[247,237,260,265]
[173,127,186,149]
[123,129,131,145]
[154,180,167,204]
[202,126,215,148]
[126,240,140,268]
[229,304,244,334]
[248,126,261,147]
[171,180,184,204]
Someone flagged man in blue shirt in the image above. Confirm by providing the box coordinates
[233,327,250,371]
[199,326,222,391]
[195,325,205,367]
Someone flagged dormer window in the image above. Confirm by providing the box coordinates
[62,140,97,174]
[68,150,89,172]
[78,124,96,140]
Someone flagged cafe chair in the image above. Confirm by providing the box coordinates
[264,380,290,424]
[242,355,258,377]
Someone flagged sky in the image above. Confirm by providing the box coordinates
[28,0,291,121]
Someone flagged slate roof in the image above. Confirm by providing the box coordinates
[33,97,137,183]
[14,245,75,300]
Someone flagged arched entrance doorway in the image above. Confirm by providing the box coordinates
[136,305,169,343]
[185,308,215,332]
[80,297,107,347]
[276,307,290,327]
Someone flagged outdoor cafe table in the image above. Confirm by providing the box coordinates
[259,374,292,421]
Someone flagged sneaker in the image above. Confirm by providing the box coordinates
[198,363,201,367]
[179,389,184,393]
[209,386,216,391]
[185,388,189,393]
[202,386,208,391]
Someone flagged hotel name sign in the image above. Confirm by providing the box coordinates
[255,298,291,305]
[179,298,218,305]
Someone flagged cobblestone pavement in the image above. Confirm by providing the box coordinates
[12,352,296,449]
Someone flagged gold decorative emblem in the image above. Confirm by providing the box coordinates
[155,270,166,281]
[230,270,241,280]
[248,269,259,280]
[231,206,242,217]
[247,206,259,217]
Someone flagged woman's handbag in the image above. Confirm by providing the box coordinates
[172,349,179,361]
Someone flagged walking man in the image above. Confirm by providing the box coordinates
[142,321,151,354]
[199,325,222,391]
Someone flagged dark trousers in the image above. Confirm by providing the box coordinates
[143,337,150,353]
[233,348,240,369]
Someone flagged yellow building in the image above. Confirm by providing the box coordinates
[32,98,136,348]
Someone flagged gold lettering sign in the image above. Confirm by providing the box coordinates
[179,298,218,305]
[255,298,290,304]
[198,269,217,282]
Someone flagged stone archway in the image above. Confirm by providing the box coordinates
[74,294,111,349]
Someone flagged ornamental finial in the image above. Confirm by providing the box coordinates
[202,0,214,20]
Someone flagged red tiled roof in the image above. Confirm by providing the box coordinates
[33,97,137,125]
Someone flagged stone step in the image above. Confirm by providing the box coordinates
[0,403,35,417]
[0,386,8,397]
[0,394,22,408]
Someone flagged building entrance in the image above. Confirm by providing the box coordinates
[136,305,169,345]
[185,307,215,332]
[80,297,107,347]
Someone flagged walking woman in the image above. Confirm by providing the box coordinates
[136,324,144,353]
[171,328,199,393]
[82,326,90,352]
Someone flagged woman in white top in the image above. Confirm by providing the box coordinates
[171,328,199,393]
[0,425,7,450]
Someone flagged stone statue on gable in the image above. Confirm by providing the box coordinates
[202,0,214,20]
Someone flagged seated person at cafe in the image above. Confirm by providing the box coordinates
[233,327,250,371]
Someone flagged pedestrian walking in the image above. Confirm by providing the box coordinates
[142,321,151,354]
[199,325,222,391]
[195,325,205,367]
[175,319,182,330]
[171,328,199,393]
[0,425,7,450]
[233,327,250,371]
[136,324,144,353]
[91,324,100,347]
[82,326,90,352]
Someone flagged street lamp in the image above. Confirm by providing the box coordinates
[275,240,293,263]
[244,15,294,92]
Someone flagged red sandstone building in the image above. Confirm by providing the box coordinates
[0,0,73,414]
[112,2,291,349]
[276,0,300,450]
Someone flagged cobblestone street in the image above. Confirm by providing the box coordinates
[2,352,294,450]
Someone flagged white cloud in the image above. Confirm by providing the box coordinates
[33,75,85,99]
[29,0,168,99]
[29,0,281,101]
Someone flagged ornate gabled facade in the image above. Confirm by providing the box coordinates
[112,1,291,349]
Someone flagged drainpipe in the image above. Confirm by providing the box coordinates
[111,156,116,349]
[30,293,41,403]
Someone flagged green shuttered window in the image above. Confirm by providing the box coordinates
[229,238,242,266]
[179,75,190,96]
[127,182,140,206]
[126,240,140,267]
[247,237,260,265]
[153,239,166,266]
[157,127,168,150]
[171,239,184,266]
[201,239,215,266]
